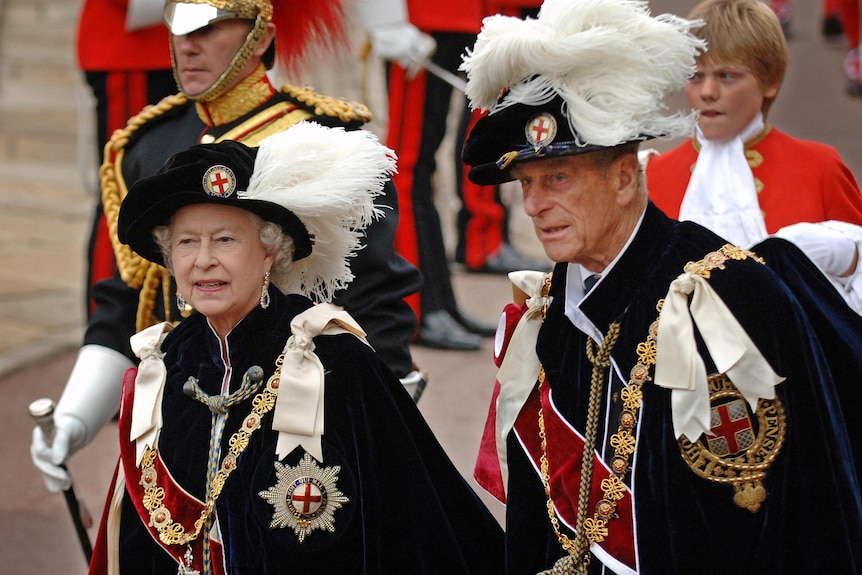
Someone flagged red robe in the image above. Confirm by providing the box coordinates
[646,125,862,231]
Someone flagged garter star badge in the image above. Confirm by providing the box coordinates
[678,373,786,513]
[259,452,349,543]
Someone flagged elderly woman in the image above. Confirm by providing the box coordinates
[87,123,503,574]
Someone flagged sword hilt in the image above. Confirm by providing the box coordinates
[28,397,94,561]
[29,397,57,442]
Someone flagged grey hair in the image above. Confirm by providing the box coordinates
[153,212,297,290]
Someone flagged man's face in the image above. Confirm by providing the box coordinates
[512,154,631,271]
[171,19,255,97]
[684,60,779,142]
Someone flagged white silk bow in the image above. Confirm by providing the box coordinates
[272,303,368,462]
[129,322,173,465]
[655,272,784,441]
[495,270,552,493]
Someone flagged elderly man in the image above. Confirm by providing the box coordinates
[463,0,862,573]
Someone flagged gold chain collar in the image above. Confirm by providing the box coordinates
[538,244,763,573]
[138,354,284,550]
[538,308,660,574]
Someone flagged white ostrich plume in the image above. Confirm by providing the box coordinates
[460,0,707,146]
[241,122,396,302]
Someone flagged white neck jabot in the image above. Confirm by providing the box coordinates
[678,114,767,248]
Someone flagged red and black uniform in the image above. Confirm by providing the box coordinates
[76,0,175,315]
[386,0,540,321]
[647,125,862,232]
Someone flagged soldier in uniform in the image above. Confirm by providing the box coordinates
[76,0,175,317]
[31,0,426,496]
[463,0,862,572]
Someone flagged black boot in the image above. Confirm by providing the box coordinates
[418,310,483,350]
[470,243,551,275]
[451,308,497,337]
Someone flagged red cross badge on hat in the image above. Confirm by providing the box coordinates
[203,165,237,198]
[525,113,558,147]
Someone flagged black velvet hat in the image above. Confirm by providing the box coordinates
[462,95,633,186]
[460,0,707,186]
[118,140,313,267]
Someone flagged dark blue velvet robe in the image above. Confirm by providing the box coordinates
[97,289,503,573]
[504,203,862,574]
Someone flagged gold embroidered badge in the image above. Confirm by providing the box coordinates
[678,373,786,512]
[259,452,349,543]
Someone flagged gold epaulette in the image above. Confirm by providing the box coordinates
[682,243,765,279]
[100,94,189,331]
[280,83,373,124]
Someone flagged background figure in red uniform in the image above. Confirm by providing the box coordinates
[77,0,175,317]
[835,0,862,94]
[454,2,549,276]
[646,0,862,313]
[386,0,545,350]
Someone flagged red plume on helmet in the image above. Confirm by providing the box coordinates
[271,0,349,75]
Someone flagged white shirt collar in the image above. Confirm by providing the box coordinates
[564,207,646,341]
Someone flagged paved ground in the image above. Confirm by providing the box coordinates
[0,0,860,572]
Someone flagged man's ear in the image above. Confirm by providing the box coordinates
[255,22,277,58]
[615,153,641,206]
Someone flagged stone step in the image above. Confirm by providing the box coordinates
[0,160,91,207]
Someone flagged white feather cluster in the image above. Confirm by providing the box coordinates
[460,0,707,146]
[241,122,396,302]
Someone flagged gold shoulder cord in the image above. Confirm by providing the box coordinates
[101,94,190,331]
[280,84,372,124]
[539,244,763,574]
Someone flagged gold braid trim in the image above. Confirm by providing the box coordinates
[101,93,189,292]
[280,84,372,124]
[101,94,189,332]
[209,103,315,148]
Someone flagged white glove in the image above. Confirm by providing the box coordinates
[125,0,165,31]
[352,0,436,75]
[774,221,858,276]
[369,24,436,73]
[638,148,660,170]
[399,369,428,403]
[30,345,134,493]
